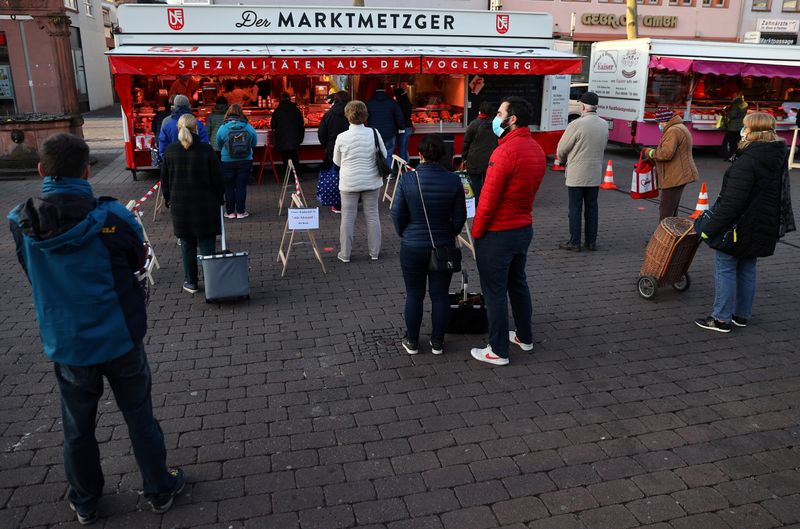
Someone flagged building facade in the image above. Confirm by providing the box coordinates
[65,0,115,111]
[740,0,800,44]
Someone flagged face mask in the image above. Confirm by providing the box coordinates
[492,116,507,137]
[740,127,747,139]
[658,123,665,132]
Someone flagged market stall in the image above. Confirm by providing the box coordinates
[109,5,582,179]
[588,38,800,147]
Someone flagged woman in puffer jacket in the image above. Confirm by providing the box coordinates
[694,112,785,333]
[391,135,467,356]
[333,100,386,262]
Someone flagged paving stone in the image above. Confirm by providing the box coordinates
[541,487,599,514]
[324,480,376,505]
[586,478,644,506]
[548,464,602,488]
[440,506,498,529]
[670,512,732,529]
[403,489,460,516]
[501,472,557,498]
[491,496,548,524]
[675,463,730,487]
[353,498,408,525]
[716,503,781,529]
[422,465,474,490]
[374,475,427,499]
[578,504,639,529]
[454,480,509,507]
[713,478,774,506]
[671,487,729,514]
[626,495,686,524]
[298,505,354,529]
[387,516,444,529]
[527,514,583,529]
[760,494,800,524]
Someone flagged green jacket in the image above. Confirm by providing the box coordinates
[206,103,228,151]
[725,98,748,132]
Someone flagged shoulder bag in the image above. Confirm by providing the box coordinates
[372,128,392,178]
[415,171,462,273]
[693,202,737,253]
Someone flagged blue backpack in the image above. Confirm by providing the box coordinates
[226,122,250,158]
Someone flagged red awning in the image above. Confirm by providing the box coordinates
[107,45,581,76]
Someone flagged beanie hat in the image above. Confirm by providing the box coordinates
[579,91,599,106]
[655,108,675,123]
[173,94,190,109]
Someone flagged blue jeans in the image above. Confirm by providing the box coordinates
[400,245,454,341]
[475,226,533,358]
[397,128,413,162]
[54,343,174,513]
[712,251,757,321]
[383,135,396,169]
[568,186,599,246]
[222,160,252,214]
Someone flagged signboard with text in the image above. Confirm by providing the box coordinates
[288,208,320,230]
[756,19,799,33]
[588,40,650,122]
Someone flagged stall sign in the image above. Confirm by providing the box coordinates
[588,39,650,122]
[581,13,678,30]
[760,33,798,45]
[756,19,800,33]
[109,55,421,75]
[540,74,570,131]
[422,57,582,76]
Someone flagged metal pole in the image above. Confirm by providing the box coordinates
[18,20,37,112]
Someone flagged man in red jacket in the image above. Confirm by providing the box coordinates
[470,96,546,366]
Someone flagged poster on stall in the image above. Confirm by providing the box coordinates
[588,40,649,122]
[0,66,14,99]
[540,74,570,131]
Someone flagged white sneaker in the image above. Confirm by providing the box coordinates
[337,254,350,263]
[470,345,509,366]
[223,213,237,219]
[236,211,250,219]
[509,331,534,352]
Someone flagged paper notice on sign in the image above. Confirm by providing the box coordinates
[288,208,319,230]
[465,197,476,219]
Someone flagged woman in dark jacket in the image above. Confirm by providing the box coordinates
[695,112,785,332]
[391,135,467,355]
[161,114,225,294]
[461,101,499,201]
[317,91,351,212]
[271,93,306,181]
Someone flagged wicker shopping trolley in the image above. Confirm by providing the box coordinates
[637,217,701,300]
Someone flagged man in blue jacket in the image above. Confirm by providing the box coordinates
[8,134,184,525]
[158,94,209,155]
[367,83,405,169]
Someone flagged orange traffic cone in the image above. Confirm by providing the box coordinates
[551,156,565,172]
[689,182,709,219]
[600,160,617,190]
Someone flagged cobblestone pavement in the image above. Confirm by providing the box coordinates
[1,113,799,529]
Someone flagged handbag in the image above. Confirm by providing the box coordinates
[630,151,659,199]
[446,271,488,334]
[414,171,463,273]
[372,128,392,178]
[316,165,341,206]
[693,203,737,252]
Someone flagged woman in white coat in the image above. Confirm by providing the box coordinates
[333,100,387,262]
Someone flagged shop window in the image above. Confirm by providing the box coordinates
[599,0,625,3]
[102,8,111,27]
[64,0,78,11]
[668,0,695,5]
[783,0,798,11]
[0,32,15,114]
[638,0,662,5]
[83,0,94,17]
[702,0,728,6]
[751,0,771,9]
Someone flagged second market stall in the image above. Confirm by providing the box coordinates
[108,5,582,179]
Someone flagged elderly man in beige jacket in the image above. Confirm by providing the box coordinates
[556,91,609,251]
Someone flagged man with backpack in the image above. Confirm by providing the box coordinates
[216,104,258,219]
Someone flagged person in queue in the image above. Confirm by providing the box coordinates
[271,92,306,182]
[556,91,608,252]
[333,100,386,263]
[470,97,545,366]
[723,93,748,161]
[643,108,699,221]
[394,83,414,162]
[158,94,209,156]
[161,114,225,294]
[216,104,258,219]
[205,96,229,160]
[695,112,785,333]
[8,134,185,525]
[367,82,405,169]
[391,134,467,356]
[318,90,351,213]
[461,100,499,202]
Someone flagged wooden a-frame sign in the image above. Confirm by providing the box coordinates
[382,154,409,207]
[276,193,327,277]
[277,160,307,215]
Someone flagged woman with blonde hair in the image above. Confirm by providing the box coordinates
[161,113,225,294]
[694,112,786,332]
[332,99,386,262]
[216,103,258,219]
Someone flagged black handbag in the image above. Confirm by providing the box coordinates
[446,271,488,334]
[414,171,462,273]
[372,128,392,178]
[693,203,737,252]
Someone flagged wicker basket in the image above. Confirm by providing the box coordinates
[641,217,700,285]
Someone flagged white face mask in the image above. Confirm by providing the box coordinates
[658,123,665,132]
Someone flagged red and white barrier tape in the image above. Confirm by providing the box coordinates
[135,182,160,208]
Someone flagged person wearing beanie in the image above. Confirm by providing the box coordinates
[556,91,608,252]
[158,94,209,155]
[643,108,698,220]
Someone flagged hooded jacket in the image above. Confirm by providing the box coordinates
[216,117,258,163]
[650,114,698,190]
[701,141,784,259]
[391,162,467,248]
[205,103,229,151]
[366,90,404,141]
[461,116,498,175]
[472,127,546,239]
[318,101,350,166]
[8,177,147,366]
[270,100,306,151]
[158,106,209,154]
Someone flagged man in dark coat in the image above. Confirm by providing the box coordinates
[395,83,414,162]
[271,92,306,180]
[461,101,498,201]
[318,91,351,168]
[367,83,405,169]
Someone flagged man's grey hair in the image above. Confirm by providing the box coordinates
[173,94,190,109]
[582,103,597,112]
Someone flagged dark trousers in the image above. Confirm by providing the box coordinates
[222,160,252,214]
[280,150,302,180]
[55,343,174,513]
[180,236,216,284]
[468,172,485,203]
[475,226,533,358]
[400,245,454,341]
[568,186,599,246]
[659,185,686,220]
[722,131,739,158]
